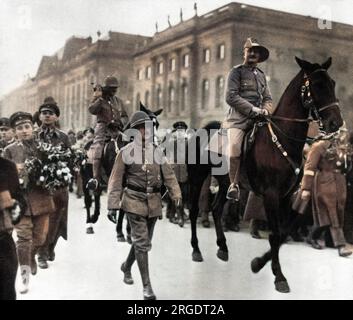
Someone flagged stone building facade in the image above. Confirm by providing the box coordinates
[1,2,353,130]
[0,32,150,131]
[133,2,353,129]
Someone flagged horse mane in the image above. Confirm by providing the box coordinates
[273,70,304,115]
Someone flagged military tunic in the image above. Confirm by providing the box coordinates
[302,140,347,246]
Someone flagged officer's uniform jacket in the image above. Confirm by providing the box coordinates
[3,140,55,217]
[108,137,182,217]
[223,64,273,130]
[89,95,128,127]
[302,140,346,228]
[37,126,71,149]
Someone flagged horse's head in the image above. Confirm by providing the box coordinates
[139,102,163,131]
[295,57,343,133]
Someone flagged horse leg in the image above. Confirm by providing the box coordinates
[190,181,203,262]
[91,191,101,224]
[265,194,290,293]
[212,176,228,261]
[116,210,126,242]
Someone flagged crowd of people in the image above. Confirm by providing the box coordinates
[1,37,353,301]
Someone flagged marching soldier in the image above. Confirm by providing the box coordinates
[107,111,182,300]
[4,112,55,293]
[87,76,129,190]
[223,38,273,201]
[36,97,71,269]
[301,135,352,257]
[0,117,15,156]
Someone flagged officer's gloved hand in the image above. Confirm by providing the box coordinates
[252,107,269,120]
[107,209,118,224]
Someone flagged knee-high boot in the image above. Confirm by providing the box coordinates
[227,157,241,201]
[135,251,156,300]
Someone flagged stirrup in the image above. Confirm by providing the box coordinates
[226,183,240,202]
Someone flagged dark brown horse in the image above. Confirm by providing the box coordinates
[246,57,342,292]
[187,56,343,293]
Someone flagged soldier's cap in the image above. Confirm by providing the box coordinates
[10,112,33,128]
[243,38,269,63]
[103,76,119,88]
[83,127,94,135]
[130,111,151,129]
[0,117,11,129]
[172,121,188,130]
[39,96,60,117]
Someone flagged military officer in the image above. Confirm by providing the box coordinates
[87,76,129,190]
[35,97,71,269]
[107,111,182,300]
[0,117,15,156]
[301,135,352,257]
[4,112,55,294]
[223,38,273,201]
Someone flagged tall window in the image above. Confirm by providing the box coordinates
[203,48,210,63]
[215,76,224,108]
[217,44,225,60]
[144,90,150,106]
[183,54,190,68]
[168,84,175,113]
[137,69,143,80]
[201,79,209,109]
[169,58,176,72]
[157,61,164,75]
[181,81,188,112]
[145,66,151,79]
[135,93,140,111]
[156,85,162,108]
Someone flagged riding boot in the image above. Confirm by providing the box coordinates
[135,251,156,300]
[227,157,241,201]
[250,219,262,239]
[121,246,135,285]
[19,265,30,294]
[87,159,101,190]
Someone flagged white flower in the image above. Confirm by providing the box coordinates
[39,176,45,182]
[56,170,62,176]
[19,178,24,185]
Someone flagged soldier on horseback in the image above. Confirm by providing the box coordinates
[223,38,273,201]
[87,75,128,190]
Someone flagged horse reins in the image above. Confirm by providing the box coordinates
[262,68,339,176]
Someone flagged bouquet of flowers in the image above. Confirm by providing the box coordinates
[23,141,73,193]
[71,148,87,173]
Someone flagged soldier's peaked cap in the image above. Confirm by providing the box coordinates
[0,117,11,128]
[39,96,60,116]
[10,112,33,128]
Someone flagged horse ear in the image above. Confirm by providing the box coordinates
[322,57,332,70]
[139,102,147,112]
[295,56,314,72]
[154,108,163,116]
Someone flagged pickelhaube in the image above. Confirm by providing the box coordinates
[39,96,60,116]
[130,111,151,129]
[10,112,33,128]
[103,76,119,88]
[243,38,269,63]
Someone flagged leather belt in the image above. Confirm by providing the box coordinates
[127,184,160,194]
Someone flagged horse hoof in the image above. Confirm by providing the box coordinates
[217,249,229,262]
[117,235,126,242]
[275,281,290,293]
[251,258,263,273]
[192,252,203,262]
